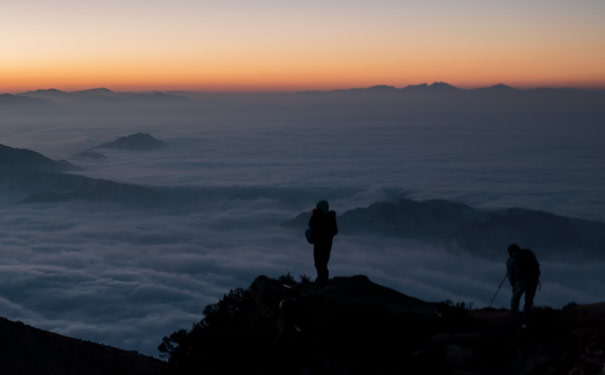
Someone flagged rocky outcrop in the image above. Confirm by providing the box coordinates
[159,275,605,374]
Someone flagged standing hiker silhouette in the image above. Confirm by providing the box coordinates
[507,244,541,314]
[308,200,338,287]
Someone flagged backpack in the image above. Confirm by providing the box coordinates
[516,249,540,279]
[305,228,315,244]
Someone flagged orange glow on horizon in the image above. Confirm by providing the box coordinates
[3,57,605,93]
[2,1,604,93]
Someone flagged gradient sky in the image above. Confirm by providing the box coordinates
[2,0,605,91]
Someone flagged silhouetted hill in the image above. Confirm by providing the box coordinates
[17,89,190,113]
[0,143,160,206]
[333,85,399,94]
[73,87,115,95]
[283,198,605,258]
[470,83,518,93]
[22,88,69,96]
[0,316,164,375]
[403,81,460,93]
[159,274,605,375]
[94,133,167,151]
[296,82,605,116]
[0,144,77,172]
[22,88,187,102]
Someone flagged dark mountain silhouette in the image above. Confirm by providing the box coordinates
[22,88,69,96]
[0,143,160,205]
[402,81,460,93]
[0,144,77,172]
[471,83,518,93]
[0,316,163,375]
[6,84,604,119]
[283,198,605,258]
[18,89,189,113]
[93,133,167,151]
[333,85,399,94]
[73,87,114,95]
[294,82,605,116]
[159,274,605,375]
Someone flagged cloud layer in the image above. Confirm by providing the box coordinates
[1,95,604,356]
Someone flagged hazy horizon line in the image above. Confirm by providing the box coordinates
[5,81,605,95]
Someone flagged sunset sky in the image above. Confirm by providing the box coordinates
[2,0,605,92]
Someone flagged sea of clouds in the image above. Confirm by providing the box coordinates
[1,94,604,355]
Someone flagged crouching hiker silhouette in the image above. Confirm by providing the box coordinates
[307,200,338,287]
[506,244,540,314]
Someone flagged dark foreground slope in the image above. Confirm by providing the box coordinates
[0,317,164,375]
[160,275,605,375]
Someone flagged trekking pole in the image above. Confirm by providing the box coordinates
[488,273,508,307]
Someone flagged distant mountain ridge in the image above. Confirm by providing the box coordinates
[0,144,77,172]
[12,88,190,113]
[298,81,597,94]
[20,87,187,101]
[0,142,160,206]
[2,84,603,117]
[5,83,603,98]
[283,198,605,258]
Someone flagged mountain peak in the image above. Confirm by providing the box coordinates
[403,82,459,91]
[477,83,518,92]
[429,81,459,90]
[25,88,66,95]
[0,143,77,172]
[365,84,398,91]
[74,87,114,95]
[94,133,167,151]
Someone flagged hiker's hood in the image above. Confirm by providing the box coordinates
[316,200,329,215]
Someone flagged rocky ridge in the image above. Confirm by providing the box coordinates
[159,274,605,375]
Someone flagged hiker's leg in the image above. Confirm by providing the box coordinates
[523,280,538,314]
[313,245,322,282]
[322,244,332,282]
[511,282,523,312]
[315,242,333,286]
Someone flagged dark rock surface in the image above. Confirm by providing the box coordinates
[0,317,164,375]
[159,275,605,374]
